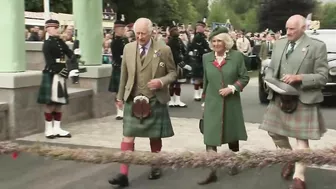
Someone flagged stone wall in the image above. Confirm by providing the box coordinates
[0,103,8,140]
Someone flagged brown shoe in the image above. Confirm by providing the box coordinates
[281,163,295,180]
[289,178,306,189]
[197,170,217,185]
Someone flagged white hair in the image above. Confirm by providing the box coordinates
[210,33,234,50]
[133,18,153,33]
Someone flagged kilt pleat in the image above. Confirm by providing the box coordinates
[108,67,121,93]
[122,98,174,138]
[259,97,326,140]
[37,72,69,105]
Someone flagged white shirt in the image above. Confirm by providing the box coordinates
[287,35,304,53]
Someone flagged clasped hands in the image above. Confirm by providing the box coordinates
[280,74,303,84]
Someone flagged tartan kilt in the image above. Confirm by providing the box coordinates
[259,97,326,140]
[122,97,174,138]
[37,72,69,105]
[108,67,121,93]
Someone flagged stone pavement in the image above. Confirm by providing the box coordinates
[17,116,336,170]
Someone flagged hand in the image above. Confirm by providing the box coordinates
[183,65,192,71]
[69,69,79,77]
[219,87,233,97]
[115,99,123,109]
[281,74,303,84]
[147,79,162,90]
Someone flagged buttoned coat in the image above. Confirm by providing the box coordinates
[117,40,177,103]
[265,34,328,104]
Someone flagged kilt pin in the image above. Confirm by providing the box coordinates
[259,32,328,189]
[108,38,177,187]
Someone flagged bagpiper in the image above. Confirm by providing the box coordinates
[108,15,129,120]
[37,19,79,139]
[188,18,211,101]
[167,21,192,107]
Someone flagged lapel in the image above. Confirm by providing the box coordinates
[150,41,162,77]
[130,42,138,77]
[288,34,311,74]
[273,39,288,77]
[141,40,154,71]
[209,50,232,69]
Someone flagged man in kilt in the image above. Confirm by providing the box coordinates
[108,17,177,187]
[259,15,328,189]
[167,21,192,107]
[37,19,79,139]
[188,19,210,101]
[108,17,129,120]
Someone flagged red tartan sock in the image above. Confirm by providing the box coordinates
[194,84,200,90]
[150,138,162,153]
[44,113,53,121]
[169,86,175,96]
[53,112,62,121]
[174,87,181,96]
[120,142,135,175]
[199,82,203,89]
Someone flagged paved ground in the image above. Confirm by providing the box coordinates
[2,78,336,189]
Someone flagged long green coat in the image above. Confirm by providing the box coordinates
[203,50,250,146]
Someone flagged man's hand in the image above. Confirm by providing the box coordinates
[147,79,162,90]
[219,87,232,97]
[115,99,123,109]
[281,74,303,84]
[183,65,192,71]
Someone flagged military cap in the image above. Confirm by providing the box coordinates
[169,21,178,32]
[114,20,126,28]
[264,77,299,95]
[196,21,206,27]
[208,26,229,40]
[45,19,59,28]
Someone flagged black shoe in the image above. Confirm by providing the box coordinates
[108,173,129,187]
[227,166,239,176]
[116,116,123,120]
[148,168,162,180]
[45,135,55,139]
[55,133,72,138]
[198,171,217,185]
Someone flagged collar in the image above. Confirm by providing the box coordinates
[215,50,229,58]
[138,39,152,50]
[290,34,305,45]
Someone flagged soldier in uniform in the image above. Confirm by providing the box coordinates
[167,22,192,107]
[188,18,211,101]
[37,19,79,139]
[108,16,129,120]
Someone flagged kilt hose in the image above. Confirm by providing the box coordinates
[108,66,121,93]
[37,72,69,105]
[259,97,326,140]
[123,97,174,138]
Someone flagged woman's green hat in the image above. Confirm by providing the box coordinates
[209,26,229,40]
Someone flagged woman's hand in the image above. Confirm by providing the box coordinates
[219,87,232,97]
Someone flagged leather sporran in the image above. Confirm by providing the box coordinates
[131,96,151,122]
[279,95,299,114]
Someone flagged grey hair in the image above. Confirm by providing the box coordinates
[209,33,234,50]
[133,18,153,33]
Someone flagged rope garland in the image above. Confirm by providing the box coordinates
[1,141,336,170]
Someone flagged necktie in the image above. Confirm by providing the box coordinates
[286,42,296,58]
[140,46,146,58]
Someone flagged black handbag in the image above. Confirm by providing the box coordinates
[199,117,204,134]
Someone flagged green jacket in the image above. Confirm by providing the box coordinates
[202,50,250,146]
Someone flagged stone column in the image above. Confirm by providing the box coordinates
[73,0,103,66]
[0,0,26,72]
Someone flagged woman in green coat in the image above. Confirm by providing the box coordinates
[198,27,250,185]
